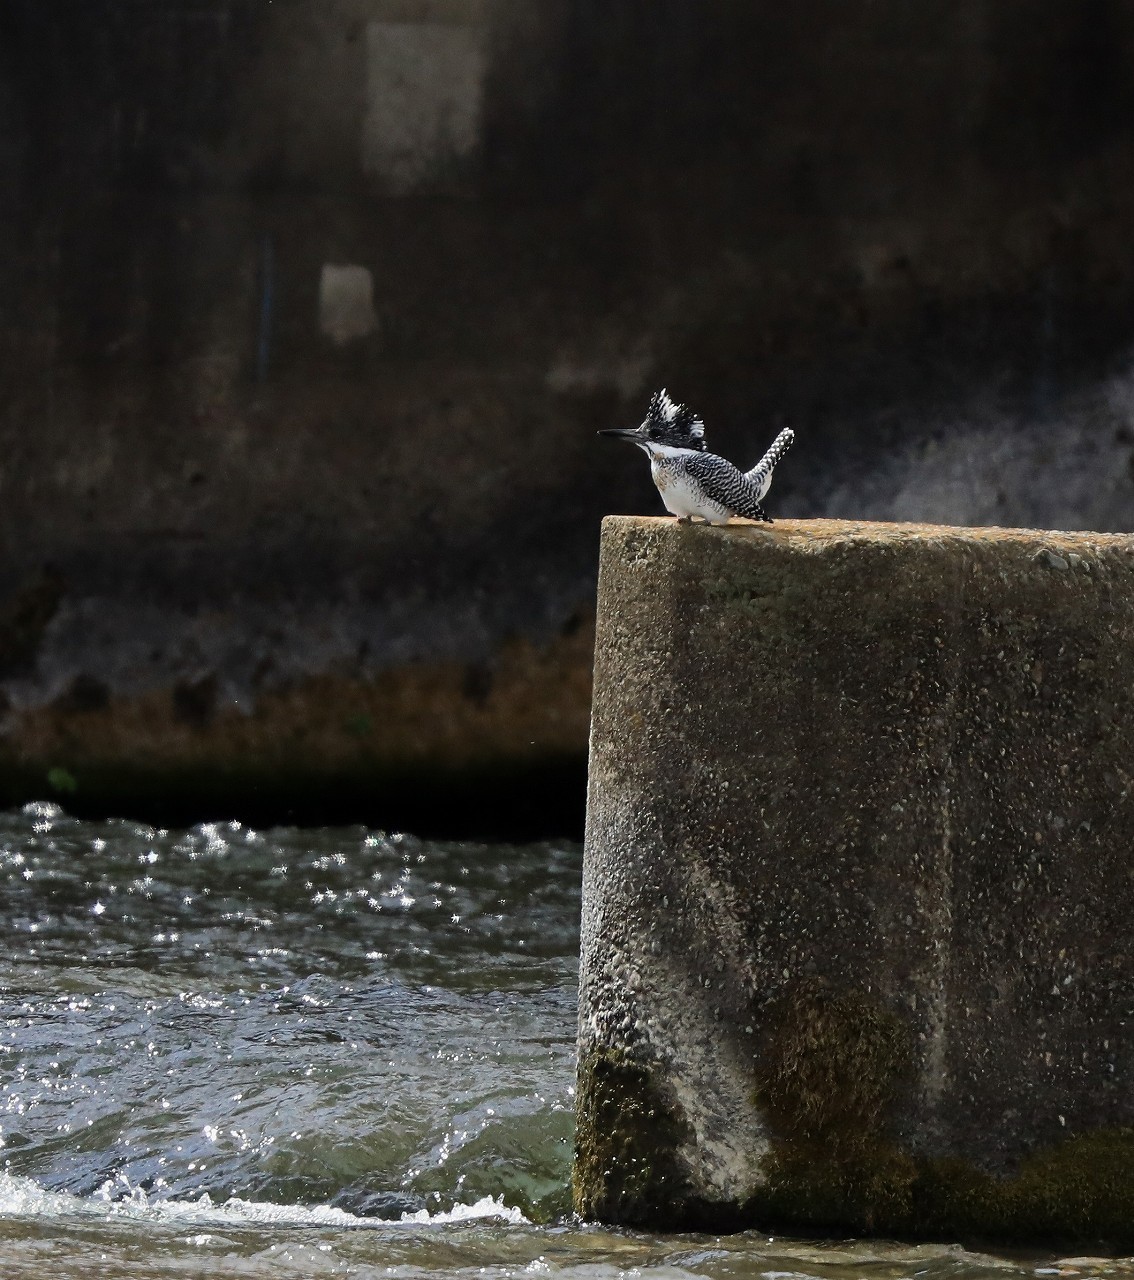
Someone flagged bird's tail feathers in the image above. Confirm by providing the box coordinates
[744,426,795,497]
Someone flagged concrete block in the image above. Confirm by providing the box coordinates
[362,20,485,194]
[575,516,1134,1243]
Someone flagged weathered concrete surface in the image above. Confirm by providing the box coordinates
[575,516,1134,1244]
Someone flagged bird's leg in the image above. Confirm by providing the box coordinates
[676,515,692,524]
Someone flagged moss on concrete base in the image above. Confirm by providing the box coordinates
[749,1129,1134,1249]
[747,981,1134,1247]
[751,979,917,1233]
[575,979,1134,1246]
[908,1130,1134,1248]
[572,1048,696,1226]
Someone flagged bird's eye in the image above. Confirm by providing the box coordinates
[648,427,661,439]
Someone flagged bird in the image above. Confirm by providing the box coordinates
[599,389,794,525]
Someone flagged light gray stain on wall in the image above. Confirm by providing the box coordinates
[362,20,486,193]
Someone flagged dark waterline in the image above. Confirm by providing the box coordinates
[0,754,589,843]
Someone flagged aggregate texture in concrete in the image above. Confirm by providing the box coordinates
[575,516,1134,1244]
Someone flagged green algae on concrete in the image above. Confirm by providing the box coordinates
[752,1119,1134,1248]
[576,516,1134,1242]
[572,1047,696,1226]
[745,981,1134,1246]
[750,979,918,1233]
[753,1083,1134,1246]
[906,1130,1134,1248]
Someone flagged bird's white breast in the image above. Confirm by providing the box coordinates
[646,446,732,524]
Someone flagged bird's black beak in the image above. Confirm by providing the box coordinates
[598,427,643,443]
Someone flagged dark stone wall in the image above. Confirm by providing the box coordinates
[1,1,1133,828]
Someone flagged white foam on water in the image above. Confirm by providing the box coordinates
[396,1197,528,1226]
[0,1172,527,1230]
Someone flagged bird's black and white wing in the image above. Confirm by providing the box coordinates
[683,452,771,522]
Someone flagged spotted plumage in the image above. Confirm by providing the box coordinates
[600,389,794,525]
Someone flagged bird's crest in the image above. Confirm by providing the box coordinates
[642,389,707,451]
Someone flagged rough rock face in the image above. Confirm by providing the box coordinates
[576,516,1134,1243]
[2,2,1134,826]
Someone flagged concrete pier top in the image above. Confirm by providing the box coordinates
[574,516,1134,1244]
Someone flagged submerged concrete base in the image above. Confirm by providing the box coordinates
[575,516,1134,1245]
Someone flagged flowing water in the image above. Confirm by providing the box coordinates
[0,803,1125,1279]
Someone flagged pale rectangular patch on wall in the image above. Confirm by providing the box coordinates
[362,21,486,195]
[319,264,378,344]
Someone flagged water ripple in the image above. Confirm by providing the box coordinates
[0,804,579,1221]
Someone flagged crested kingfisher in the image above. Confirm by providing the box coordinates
[600,389,794,524]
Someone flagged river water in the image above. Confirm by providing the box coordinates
[0,803,1125,1280]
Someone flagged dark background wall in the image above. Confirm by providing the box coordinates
[1,0,1133,834]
